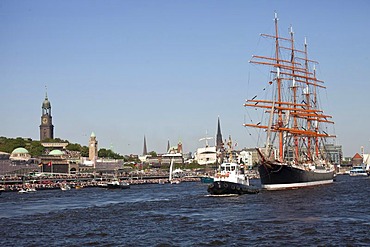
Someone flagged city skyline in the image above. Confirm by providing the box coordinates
[1,1,370,156]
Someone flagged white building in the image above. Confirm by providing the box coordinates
[195,146,217,165]
[237,150,253,169]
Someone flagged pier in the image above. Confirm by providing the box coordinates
[0,173,201,192]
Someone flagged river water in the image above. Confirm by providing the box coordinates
[0,175,369,246]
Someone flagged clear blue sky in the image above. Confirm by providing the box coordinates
[1,0,369,157]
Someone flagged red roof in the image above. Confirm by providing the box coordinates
[352,153,363,159]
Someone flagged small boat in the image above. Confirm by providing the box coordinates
[97,182,108,188]
[107,180,130,189]
[167,153,183,185]
[170,180,180,184]
[26,187,37,192]
[75,185,83,190]
[60,184,71,191]
[200,176,214,184]
[18,188,28,194]
[349,166,368,176]
[207,137,259,195]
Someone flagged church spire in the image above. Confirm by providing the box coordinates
[216,116,223,151]
[143,135,148,155]
[45,85,48,100]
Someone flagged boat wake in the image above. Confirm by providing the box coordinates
[205,194,239,197]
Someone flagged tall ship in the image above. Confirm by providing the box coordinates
[244,13,336,190]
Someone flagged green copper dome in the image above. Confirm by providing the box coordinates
[49,149,64,156]
[12,147,29,154]
[91,132,96,137]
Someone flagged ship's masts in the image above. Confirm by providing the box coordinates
[245,14,335,164]
[313,66,320,157]
[274,13,284,162]
[304,38,312,160]
[290,26,299,163]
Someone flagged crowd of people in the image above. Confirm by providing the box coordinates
[0,172,201,192]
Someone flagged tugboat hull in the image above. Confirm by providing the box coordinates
[207,181,259,195]
[258,164,334,190]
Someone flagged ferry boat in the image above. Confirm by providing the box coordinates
[207,137,259,195]
[349,166,368,176]
[244,13,335,190]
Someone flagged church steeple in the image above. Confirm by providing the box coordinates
[216,116,223,151]
[40,87,54,141]
[143,135,148,155]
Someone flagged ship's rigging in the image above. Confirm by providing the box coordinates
[244,13,335,165]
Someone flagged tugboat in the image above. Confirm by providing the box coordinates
[207,136,259,195]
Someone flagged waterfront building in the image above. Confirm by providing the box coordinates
[10,147,31,161]
[323,144,342,165]
[40,149,70,174]
[0,151,10,160]
[161,154,183,165]
[168,141,183,154]
[162,141,184,165]
[41,142,68,155]
[352,153,363,166]
[195,146,217,165]
[195,131,217,165]
[237,149,254,169]
[39,92,54,141]
[363,154,370,172]
[40,143,79,174]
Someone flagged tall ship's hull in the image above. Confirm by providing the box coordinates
[258,164,334,190]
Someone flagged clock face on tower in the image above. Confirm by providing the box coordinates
[42,118,48,124]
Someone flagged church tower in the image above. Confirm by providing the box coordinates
[39,92,54,141]
[143,135,148,155]
[89,132,98,161]
[216,116,223,151]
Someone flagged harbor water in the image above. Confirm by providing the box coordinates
[0,175,369,246]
